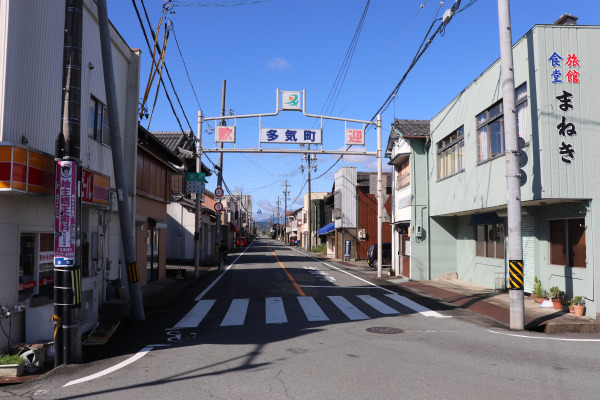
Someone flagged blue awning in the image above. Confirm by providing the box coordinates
[468,212,503,226]
[317,222,335,235]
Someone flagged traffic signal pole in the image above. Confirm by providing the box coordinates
[498,0,524,330]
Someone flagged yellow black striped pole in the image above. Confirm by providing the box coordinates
[127,262,139,283]
[509,260,524,290]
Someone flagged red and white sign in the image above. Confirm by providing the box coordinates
[54,160,77,267]
[215,126,236,143]
[214,202,223,212]
[345,129,365,146]
[81,169,94,203]
[214,187,224,199]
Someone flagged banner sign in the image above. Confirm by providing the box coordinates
[215,126,236,143]
[259,128,322,144]
[344,240,351,258]
[54,160,77,267]
[345,129,365,146]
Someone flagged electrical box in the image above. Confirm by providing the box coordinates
[415,226,423,238]
[358,229,367,241]
[91,232,104,261]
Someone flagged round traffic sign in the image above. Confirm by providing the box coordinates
[215,187,224,197]
[214,202,223,212]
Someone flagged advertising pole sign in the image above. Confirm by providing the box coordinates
[54,161,77,267]
[344,240,351,259]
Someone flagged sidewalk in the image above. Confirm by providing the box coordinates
[322,252,600,334]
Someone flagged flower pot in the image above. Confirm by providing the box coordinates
[534,297,548,304]
[573,304,585,317]
[551,298,564,310]
[569,307,574,314]
[0,361,25,377]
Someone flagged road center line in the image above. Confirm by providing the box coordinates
[267,244,305,296]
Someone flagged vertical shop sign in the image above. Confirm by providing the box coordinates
[54,161,77,266]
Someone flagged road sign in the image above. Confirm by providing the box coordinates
[215,187,224,197]
[257,209,262,214]
[187,172,206,194]
[214,202,223,212]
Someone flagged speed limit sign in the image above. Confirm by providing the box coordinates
[214,202,223,212]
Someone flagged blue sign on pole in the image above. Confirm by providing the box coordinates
[344,240,351,258]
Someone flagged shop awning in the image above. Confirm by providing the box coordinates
[468,212,503,226]
[229,221,240,232]
[317,222,335,235]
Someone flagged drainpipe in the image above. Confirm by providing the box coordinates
[425,137,431,281]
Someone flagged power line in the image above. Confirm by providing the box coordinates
[170,0,272,7]
[171,27,202,111]
[132,0,186,132]
[370,0,462,123]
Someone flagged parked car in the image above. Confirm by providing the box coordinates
[289,236,300,246]
[237,237,248,247]
[367,243,392,268]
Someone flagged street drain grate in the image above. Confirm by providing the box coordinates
[366,327,404,334]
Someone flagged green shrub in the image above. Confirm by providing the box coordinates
[0,354,23,365]
[311,243,327,255]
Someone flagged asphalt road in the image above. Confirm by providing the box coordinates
[3,238,600,400]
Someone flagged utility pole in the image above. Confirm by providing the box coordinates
[194,110,203,279]
[215,80,226,249]
[276,196,281,241]
[498,0,524,330]
[97,0,145,321]
[302,149,317,250]
[283,180,289,243]
[54,0,83,366]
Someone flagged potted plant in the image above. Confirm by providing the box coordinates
[567,299,575,313]
[532,276,547,303]
[548,286,565,310]
[572,296,586,317]
[0,354,25,377]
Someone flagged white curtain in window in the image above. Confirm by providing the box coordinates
[516,102,529,142]
[478,128,489,161]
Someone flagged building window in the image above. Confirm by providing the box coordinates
[475,223,504,259]
[477,83,528,163]
[19,232,54,301]
[89,97,110,146]
[549,219,586,268]
[437,126,464,180]
[397,160,410,189]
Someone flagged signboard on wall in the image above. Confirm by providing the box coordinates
[54,160,77,267]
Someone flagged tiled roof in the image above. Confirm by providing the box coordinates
[391,119,429,138]
[152,131,194,156]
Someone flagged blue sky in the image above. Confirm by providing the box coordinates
[107,0,600,221]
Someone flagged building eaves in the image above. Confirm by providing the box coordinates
[391,119,430,139]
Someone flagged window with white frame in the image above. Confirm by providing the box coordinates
[436,126,464,180]
[476,83,528,163]
[89,97,110,146]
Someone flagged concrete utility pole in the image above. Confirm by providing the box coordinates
[97,0,145,321]
[305,148,316,250]
[283,180,289,242]
[215,80,226,248]
[54,0,83,366]
[498,0,524,330]
[276,196,281,240]
[194,111,203,279]
[376,114,383,278]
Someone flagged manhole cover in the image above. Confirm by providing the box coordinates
[366,327,404,334]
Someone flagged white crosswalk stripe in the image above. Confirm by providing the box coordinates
[356,295,400,315]
[328,295,369,320]
[221,298,249,326]
[266,297,287,324]
[170,294,448,329]
[297,296,329,321]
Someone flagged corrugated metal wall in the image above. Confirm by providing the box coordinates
[334,167,356,228]
[357,190,392,260]
[1,0,63,151]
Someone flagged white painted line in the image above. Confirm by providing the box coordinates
[171,299,216,329]
[265,297,287,324]
[328,295,369,320]
[64,346,154,387]
[385,293,450,318]
[298,296,329,321]
[221,298,249,326]
[299,285,374,289]
[357,295,399,315]
[195,243,253,301]
[487,330,600,342]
